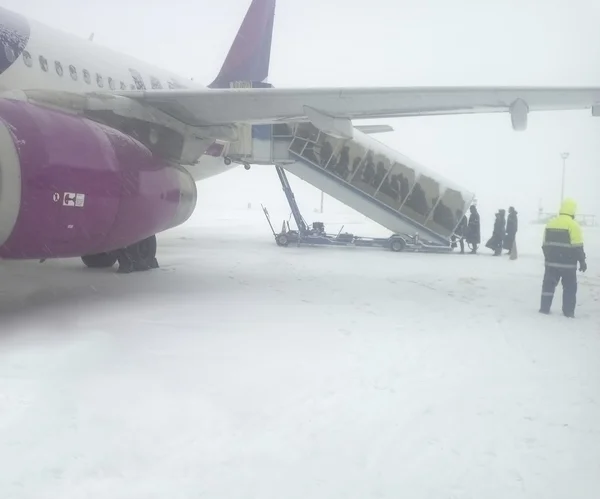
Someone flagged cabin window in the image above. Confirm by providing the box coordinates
[3,43,15,63]
[150,76,163,89]
[22,51,32,67]
[108,77,116,90]
[134,77,145,90]
[129,68,146,90]
[96,73,104,88]
[167,78,187,90]
[39,56,48,72]
[55,61,64,77]
[83,69,91,84]
[69,65,77,81]
[120,81,127,90]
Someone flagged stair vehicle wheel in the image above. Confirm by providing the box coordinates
[276,234,289,247]
[390,237,406,252]
[81,252,118,269]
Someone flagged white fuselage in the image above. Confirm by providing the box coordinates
[0,14,237,181]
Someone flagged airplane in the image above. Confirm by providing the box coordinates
[0,0,599,273]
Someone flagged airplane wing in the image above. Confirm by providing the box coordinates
[117,86,600,129]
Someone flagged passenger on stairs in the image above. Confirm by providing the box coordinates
[379,176,396,200]
[351,156,362,175]
[320,140,333,168]
[302,140,319,164]
[361,153,376,185]
[336,146,351,179]
[330,146,348,179]
[466,205,481,253]
[388,174,401,202]
[405,183,429,216]
[399,174,410,202]
[373,162,387,188]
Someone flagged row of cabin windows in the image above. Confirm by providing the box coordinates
[21,50,168,91]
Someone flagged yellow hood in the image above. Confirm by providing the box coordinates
[559,198,577,217]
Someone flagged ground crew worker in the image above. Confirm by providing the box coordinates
[540,198,587,318]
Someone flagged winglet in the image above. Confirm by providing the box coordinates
[208,0,276,88]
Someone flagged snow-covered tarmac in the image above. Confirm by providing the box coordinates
[1,201,599,499]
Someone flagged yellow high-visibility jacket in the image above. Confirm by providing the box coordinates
[542,198,586,269]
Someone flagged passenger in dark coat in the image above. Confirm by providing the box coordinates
[486,209,506,256]
[455,215,468,254]
[466,205,481,253]
[503,206,518,254]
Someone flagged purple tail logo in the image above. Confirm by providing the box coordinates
[209,0,276,88]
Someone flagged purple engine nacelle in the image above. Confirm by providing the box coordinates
[0,99,197,260]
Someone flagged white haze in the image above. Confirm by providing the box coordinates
[1,2,600,497]
[5,0,600,222]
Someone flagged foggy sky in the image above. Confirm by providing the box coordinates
[7,0,600,221]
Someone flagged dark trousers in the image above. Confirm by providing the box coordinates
[540,266,578,316]
[506,236,515,254]
[466,240,478,253]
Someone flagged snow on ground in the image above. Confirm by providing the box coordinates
[1,171,599,499]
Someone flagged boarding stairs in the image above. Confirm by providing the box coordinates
[226,121,475,246]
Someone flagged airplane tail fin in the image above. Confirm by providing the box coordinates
[208,0,276,89]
